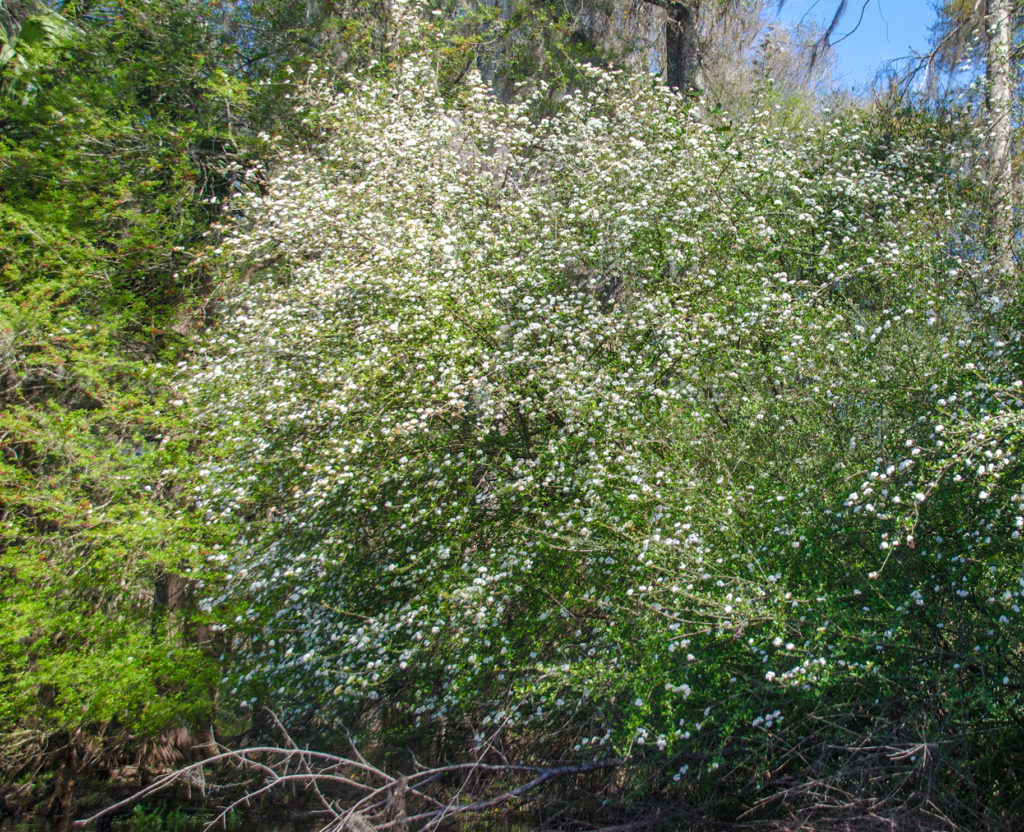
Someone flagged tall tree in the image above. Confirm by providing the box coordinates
[929,0,1016,279]
[984,0,1014,277]
[651,0,703,90]
[647,0,823,95]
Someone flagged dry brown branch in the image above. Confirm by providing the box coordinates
[72,712,626,832]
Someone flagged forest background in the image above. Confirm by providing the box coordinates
[2,0,1024,829]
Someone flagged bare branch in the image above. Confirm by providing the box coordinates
[72,716,627,832]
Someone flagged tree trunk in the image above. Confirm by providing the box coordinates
[985,0,1014,281]
[664,1,702,91]
[153,567,217,761]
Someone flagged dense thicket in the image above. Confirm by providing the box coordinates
[0,7,249,815]
[0,0,671,815]
[0,0,633,759]
[189,7,1024,827]
[2,0,1023,829]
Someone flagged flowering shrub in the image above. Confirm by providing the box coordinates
[191,11,1022,816]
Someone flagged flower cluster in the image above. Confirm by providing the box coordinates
[189,11,1018,780]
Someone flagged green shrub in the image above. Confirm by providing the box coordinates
[191,6,1022,823]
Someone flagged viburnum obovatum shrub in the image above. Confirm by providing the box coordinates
[190,14,1023,813]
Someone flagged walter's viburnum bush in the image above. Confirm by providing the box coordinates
[190,13,1023,812]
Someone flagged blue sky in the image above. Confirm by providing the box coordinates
[775,0,939,89]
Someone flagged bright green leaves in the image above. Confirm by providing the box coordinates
[0,0,245,745]
[0,10,77,100]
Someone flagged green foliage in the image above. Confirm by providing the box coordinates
[0,0,241,740]
[0,0,452,762]
[131,803,193,832]
[0,9,76,98]
[3,0,1023,826]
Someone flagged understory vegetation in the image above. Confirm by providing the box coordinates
[2,0,1023,829]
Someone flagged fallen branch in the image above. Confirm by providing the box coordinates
[73,712,626,832]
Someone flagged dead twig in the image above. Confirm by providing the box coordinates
[72,711,626,832]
